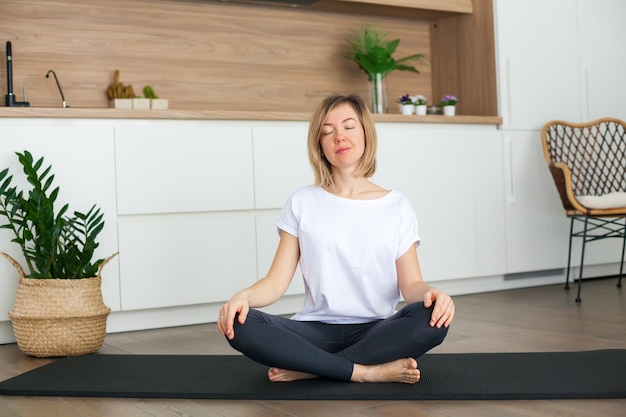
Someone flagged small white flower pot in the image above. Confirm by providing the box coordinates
[132,98,151,110]
[400,104,415,115]
[110,99,133,109]
[443,105,456,116]
[150,98,169,110]
[415,105,427,116]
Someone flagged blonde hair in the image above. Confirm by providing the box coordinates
[307,94,377,187]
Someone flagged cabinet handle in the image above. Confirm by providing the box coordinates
[582,67,590,121]
[507,135,515,203]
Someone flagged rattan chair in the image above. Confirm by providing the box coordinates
[541,118,626,302]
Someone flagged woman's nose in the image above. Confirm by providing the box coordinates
[334,132,346,142]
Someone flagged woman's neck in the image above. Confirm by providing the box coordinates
[324,177,388,200]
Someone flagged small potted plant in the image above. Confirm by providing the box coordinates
[439,94,458,116]
[143,85,168,110]
[346,24,426,114]
[106,70,135,109]
[413,95,428,115]
[398,93,415,115]
[0,151,116,357]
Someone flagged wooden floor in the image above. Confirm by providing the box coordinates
[1,277,625,417]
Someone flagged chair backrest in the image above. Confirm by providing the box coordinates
[542,118,626,202]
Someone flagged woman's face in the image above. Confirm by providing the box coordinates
[319,103,366,172]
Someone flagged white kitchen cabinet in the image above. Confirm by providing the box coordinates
[252,123,312,209]
[501,130,623,274]
[374,124,506,282]
[115,123,255,215]
[577,0,626,121]
[117,213,257,310]
[0,122,121,343]
[494,0,581,130]
[255,213,305,296]
[502,130,570,273]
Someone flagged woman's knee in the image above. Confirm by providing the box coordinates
[400,302,450,345]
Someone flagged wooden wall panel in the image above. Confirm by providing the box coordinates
[0,0,433,112]
[429,0,497,116]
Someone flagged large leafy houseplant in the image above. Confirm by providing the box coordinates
[347,24,425,113]
[0,150,105,278]
[0,150,113,357]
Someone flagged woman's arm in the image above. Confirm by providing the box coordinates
[396,243,455,328]
[218,230,300,339]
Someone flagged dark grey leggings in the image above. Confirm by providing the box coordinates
[226,302,448,381]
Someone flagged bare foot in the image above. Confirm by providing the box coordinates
[350,358,420,384]
[268,367,319,382]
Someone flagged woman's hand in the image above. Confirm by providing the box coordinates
[424,289,455,328]
[217,291,250,340]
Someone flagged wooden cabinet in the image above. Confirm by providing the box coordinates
[312,0,473,19]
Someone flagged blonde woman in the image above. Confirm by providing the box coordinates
[218,94,454,384]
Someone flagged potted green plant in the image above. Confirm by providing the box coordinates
[413,94,428,115]
[346,24,425,113]
[0,150,115,357]
[143,85,169,110]
[439,94,458,116]
[398,93,415,115]
[106,69,135,109]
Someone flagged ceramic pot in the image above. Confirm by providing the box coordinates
[443,105,456,116]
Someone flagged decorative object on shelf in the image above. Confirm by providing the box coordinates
[439,94,458,116]
[346,24,425,114]
[414,94,428,115]
[106,70,135,109]
[398,93,415,115]
[132,97,151,110]
[143,85,169,110]
[0,151,116,357]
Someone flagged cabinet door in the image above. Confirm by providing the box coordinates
[253,123,312,209]
[502,131,570,273]
[255,213,305,296]
[577,0,626,121]
[494,0,581,129]
[374,125,506,282]
[115,123,255,215]
[0,123,121,326]
[118,214,257,310]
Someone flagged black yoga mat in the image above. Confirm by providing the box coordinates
[1,350,625,400]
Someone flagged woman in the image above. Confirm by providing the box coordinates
[218,94,454,384]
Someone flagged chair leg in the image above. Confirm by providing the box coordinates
[565,217,575,290]
[618,219,625,288]
[576,217,589,303]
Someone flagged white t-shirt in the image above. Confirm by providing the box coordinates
[277,185,420,324]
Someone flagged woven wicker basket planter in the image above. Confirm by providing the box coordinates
[2,252,115,358]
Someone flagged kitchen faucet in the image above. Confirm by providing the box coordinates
[46,70,67,108]
[5,41,30,107]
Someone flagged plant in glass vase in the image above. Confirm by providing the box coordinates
[346,24,425,114]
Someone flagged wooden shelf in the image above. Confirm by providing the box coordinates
[0,107,501,125]
[310,0,473,20]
